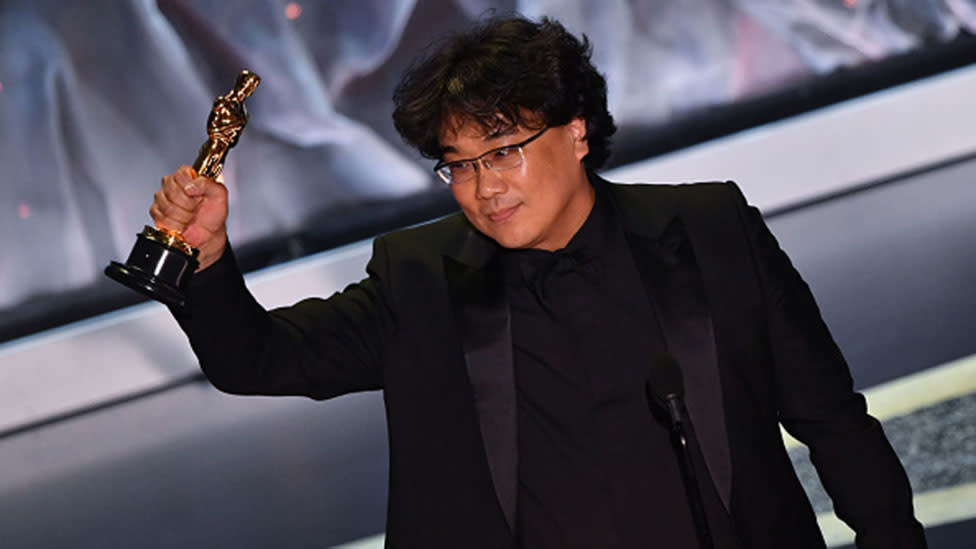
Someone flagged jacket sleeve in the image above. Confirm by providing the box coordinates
[727,182,926,548]
[171,237,394,400]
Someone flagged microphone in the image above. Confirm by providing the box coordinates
[646,353,714,549]
[647,353,685,431]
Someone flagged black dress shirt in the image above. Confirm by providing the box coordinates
[504,187,737,548]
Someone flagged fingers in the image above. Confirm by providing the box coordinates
[147,165,230,272]
[150,165,210,231]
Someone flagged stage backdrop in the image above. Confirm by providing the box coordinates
[1,0,974,340]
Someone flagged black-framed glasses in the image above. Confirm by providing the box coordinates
[433,127,549,185]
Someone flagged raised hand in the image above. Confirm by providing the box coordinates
[151,164,229,271]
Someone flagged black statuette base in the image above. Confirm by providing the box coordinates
[104,231,199,311]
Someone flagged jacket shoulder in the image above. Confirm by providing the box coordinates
[608,179,740,206]
[603,179,748,235]
[373,212,471,259]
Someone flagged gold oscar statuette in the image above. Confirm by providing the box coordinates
[105,70,261,310]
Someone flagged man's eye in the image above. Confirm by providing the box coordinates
[491,147,516,160]
[448,161,474,174]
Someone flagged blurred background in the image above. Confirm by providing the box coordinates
[0,1,974,547]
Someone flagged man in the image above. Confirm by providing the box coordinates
[153,15,925,549]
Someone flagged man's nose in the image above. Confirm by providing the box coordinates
[475,164,507,200]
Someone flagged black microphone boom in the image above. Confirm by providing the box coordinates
[646,353,715,549]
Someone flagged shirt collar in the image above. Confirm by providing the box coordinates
[503,184,616,286]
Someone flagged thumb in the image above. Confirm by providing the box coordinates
[183,176,225,200]
[201,177,228,202]
[183,177,207,197]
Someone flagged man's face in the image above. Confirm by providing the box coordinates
[439,116,593,251]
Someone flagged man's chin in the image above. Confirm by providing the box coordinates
[485,229,536,250]
[468,217,536,249]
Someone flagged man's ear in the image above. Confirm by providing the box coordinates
[569,117,589,161]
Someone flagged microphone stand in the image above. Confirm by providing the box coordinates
[662,396,715,549]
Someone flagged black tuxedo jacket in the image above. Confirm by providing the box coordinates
[176,176,925,548]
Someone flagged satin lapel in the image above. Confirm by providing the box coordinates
[626,218,733,512]
[444,253,517,532]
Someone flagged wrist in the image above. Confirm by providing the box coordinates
[195,233,228,272]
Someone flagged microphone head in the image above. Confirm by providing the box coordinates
[647,352,685,406]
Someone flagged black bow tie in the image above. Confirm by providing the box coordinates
[521,248,603,312]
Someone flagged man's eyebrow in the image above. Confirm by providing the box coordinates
[486,126,517,140]
[438,126,517,158]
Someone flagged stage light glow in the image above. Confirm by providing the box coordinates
[285,3,302,20]
[17,202,31,219]
[844,0,857,7]
[0,81,4,93]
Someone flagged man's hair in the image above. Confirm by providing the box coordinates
[392,14,616,171]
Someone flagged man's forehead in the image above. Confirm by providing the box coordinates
[438,112,540,153]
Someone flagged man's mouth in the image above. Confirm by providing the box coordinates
[487,204,520,223]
